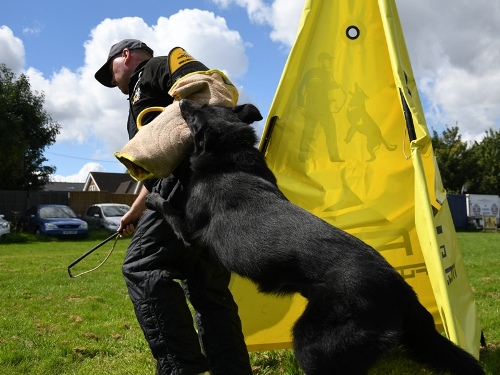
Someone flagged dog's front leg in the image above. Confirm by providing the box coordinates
[145,193,192,247]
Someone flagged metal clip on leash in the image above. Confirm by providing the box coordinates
[67,231,121,278]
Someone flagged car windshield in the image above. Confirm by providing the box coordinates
[102,206,129,217]
[39,206,77,219]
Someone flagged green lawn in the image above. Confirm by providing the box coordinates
[0,231,498,374]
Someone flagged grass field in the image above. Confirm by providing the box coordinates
[0,230,498,374]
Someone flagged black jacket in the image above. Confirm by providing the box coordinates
[126,55,208,193]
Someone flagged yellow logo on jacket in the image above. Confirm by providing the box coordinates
[169,47,197,75]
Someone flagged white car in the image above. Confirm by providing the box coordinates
[83,203,130,231]
[0,215,11,237]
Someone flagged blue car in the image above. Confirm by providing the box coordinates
[22,204,88,239]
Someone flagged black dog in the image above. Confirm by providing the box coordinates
[146,99,484,375]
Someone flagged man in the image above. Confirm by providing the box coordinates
[95,39,252,375]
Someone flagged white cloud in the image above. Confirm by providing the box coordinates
[0,26,24,73]
[212,0,302,47]
[22,26,41,36]
[268,0,304,46]
[26,66,96,144]
[52,162,105,183]
[212,0,273,25]
[395,0,500,140]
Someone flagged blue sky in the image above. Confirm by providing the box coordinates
[1,0,499,182]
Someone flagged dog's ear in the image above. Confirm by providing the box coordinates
[233,104,263,124]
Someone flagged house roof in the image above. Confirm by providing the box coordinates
[116,180,142,194]
[83,172,142,193]
[44,182,85,191]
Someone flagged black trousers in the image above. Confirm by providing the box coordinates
[122,207,252,375]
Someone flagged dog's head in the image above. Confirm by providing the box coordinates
[179,99,263,153]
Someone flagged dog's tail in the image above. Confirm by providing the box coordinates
[402,297,484,375]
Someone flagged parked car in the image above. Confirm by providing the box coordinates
[0,215,10,237]
[21,204,88,239]
[83,203,130,231]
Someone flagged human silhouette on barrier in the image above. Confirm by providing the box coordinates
[297,52,345,162]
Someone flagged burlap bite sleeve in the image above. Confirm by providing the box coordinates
[114,69,239,181]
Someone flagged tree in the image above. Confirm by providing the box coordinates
[431,126,476,194]
[0,64,60,190]
[468,129,500,195]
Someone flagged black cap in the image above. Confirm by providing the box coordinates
[95,39,154,87]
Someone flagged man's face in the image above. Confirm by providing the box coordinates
[110,53,131,94]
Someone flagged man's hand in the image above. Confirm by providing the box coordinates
[118,212,138,236]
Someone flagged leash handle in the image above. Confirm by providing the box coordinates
[67,231,120,278]
[136,107,165,129]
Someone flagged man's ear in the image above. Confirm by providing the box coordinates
[122,48,132,62]
[233,104,263,124]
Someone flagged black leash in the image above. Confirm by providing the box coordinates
[68,231,121,278]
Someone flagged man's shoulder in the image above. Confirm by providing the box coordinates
[144,56,168,68]
[150,55,169,62]
[139,56,170,86]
